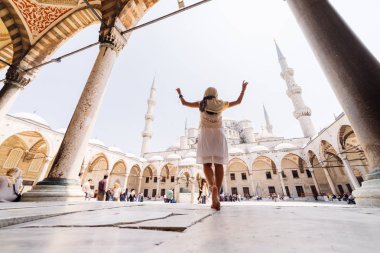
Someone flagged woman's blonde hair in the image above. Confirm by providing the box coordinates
[6,168,21,178]
[114,182,120,188]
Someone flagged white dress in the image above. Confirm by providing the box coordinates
[196,111,228,165]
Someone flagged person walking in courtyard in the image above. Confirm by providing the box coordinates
[201,179,209,204]
[112,182,122,201]
[82,179,92,201]
[97,175,108,201]
[0,168,23,202]
[176,81,248,210]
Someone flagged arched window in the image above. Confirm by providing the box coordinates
[28,153,45,173]
[3,148,24,169]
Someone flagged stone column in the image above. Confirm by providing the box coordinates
[191,177,195,204]
[309,169,321,195]
[223,173,228,194]
[249,173,255,196]
[323,167,337,195]
[278,170,287,196]
[156,178,161,197]
[137,176,143,194]
[22,27,126,201]
[340,155,360,190]
[0,67,31,121]
[287,0,380,206]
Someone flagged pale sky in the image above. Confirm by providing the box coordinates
[1,0,380,155]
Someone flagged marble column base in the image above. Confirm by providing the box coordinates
[22,178,85,202]
[353,170,380,207]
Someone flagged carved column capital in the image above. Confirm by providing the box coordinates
[99,27,126,54]
[5,66,32,89]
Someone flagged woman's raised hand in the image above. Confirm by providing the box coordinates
[176,88,182,95]
[242,80,248,92]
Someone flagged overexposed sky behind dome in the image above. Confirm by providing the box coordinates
[1,0,380,155]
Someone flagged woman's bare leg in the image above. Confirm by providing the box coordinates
[214,164,224,194]
[203,163,214,187]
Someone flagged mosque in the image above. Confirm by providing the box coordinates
[0,42,368,203]
[0,0,378,206]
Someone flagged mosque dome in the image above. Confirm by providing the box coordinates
[249,145,270,153]
[148,155,164,163]
[274,143,297,151]
[229,147,244,156]
[179,157,196,166]
[89,138,106,146]
[12,112,50,127]
[109,146,124,153]
[166,145,180,151]
[167,153,181,161]
[184,151,196,158]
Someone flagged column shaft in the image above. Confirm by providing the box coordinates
[342,158,360,189]
[310,171,321,195]
[279,172,286,196]
[323,167,337,195]
[287,0,380,206]
[0,83,22,120]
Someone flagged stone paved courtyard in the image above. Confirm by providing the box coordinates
[0,201,379,253]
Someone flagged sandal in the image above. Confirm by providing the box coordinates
[211,185,221,211]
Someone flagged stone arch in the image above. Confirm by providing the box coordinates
[0,18,13,70]
[82,153,109,188]
[320,140,346,178]
[159,163,177,196]
[109,160,127,190]
[0,131,49,185]
[226,158,251,197]
[0,1,30,64]
[126,164,141,193]
[281,153,311,197]
[252,156,280,197]
[20,7,101,71]
[140,164,157,198]
[338,125,369,179]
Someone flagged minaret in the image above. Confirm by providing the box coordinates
[275,41,316,138]
[263,105,273,134]
[141,78,156,157]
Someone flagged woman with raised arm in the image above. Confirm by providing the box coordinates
[176,81,248,210]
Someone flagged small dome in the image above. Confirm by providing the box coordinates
[148,155,164,163]
[12,112,50,127]
[167,153,181,160]
[179,157,196,166]
[89,138,106,146]
[184,151,196,158]
[249,145,269,153]
[229,147,244,155]
[166,145,180,151]
[274,143,297,151]
[56,128,67,134]
[125,153,137,158]
[109,146,124,153]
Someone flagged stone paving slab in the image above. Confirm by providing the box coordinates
[1,202,379,253]
[14,208,175,227]
[0,202,142,228]
[0,227,179,253]
[148,205,380,253]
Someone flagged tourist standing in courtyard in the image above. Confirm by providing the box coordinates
[97,175,108,201]
[0,168,23,202]
[176,81,248,210]
[112,182,122,201]
[82,179,92,201]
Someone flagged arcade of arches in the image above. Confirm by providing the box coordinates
[0,113,372,202]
